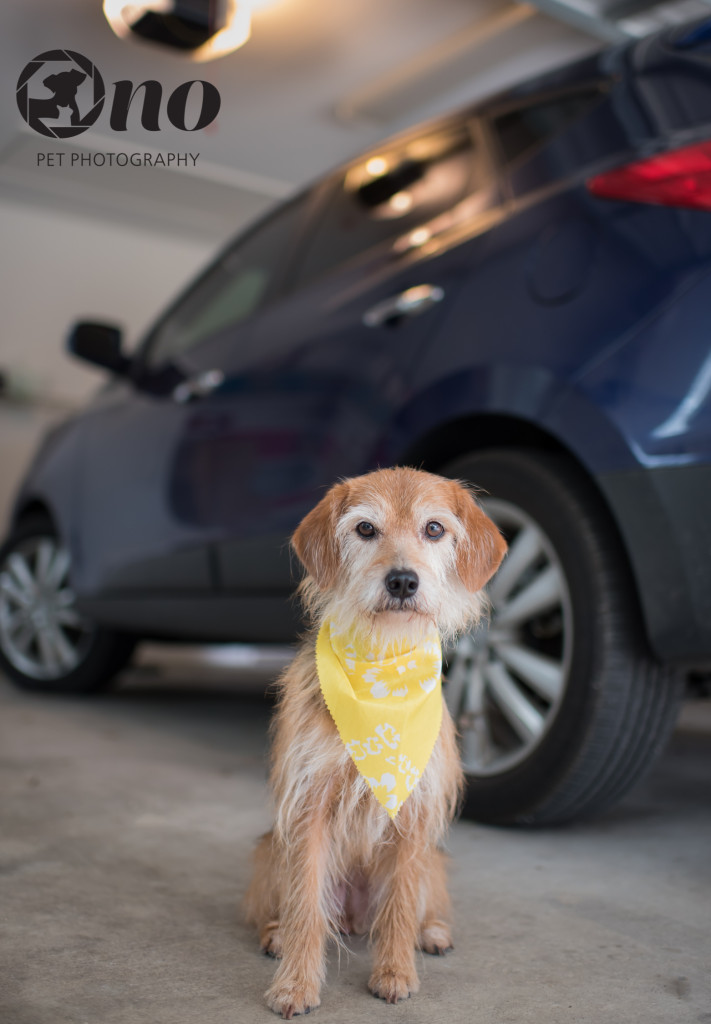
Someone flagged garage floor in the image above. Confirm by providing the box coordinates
[1,648,710,1024]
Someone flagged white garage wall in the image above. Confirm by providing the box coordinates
[0,198,215,404]
[0,197,217,529]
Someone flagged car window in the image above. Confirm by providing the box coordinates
[492,85,607,169]
[143,196,306,368]
[293,122,479,288]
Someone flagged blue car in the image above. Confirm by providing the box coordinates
[2,18,710,825]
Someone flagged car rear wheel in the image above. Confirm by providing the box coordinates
[0,516,135,693]
[441,448,683,826]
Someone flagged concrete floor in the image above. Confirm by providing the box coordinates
[1,648,710,1024]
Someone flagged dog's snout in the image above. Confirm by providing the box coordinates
[385,569,419,600]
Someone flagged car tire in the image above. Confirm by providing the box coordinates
[0,515,136,694]
[440,448,683,826]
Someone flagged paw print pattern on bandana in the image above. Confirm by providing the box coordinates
[366,772,398,812]
[345,737,380,761]
[362,666,398,699]
[360,649,439,701]
[345,722,400,762]
[397,753,421,792]
[420,675,439,693]
[344,722,420,815]
[374,722,400,748]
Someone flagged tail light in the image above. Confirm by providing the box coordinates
[587,141,711,210]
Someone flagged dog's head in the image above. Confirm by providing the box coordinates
[292,467,507,646]
[44,70,86,95]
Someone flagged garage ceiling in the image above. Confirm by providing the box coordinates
[1,0,708,244]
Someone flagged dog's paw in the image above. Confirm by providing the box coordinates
[260,921,283,959]
[368,967,420,1004]
[418,920,453,956]
[265,979,321,1019]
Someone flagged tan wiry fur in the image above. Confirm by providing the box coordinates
[244,467,507,1018]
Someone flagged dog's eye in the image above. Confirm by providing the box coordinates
[425,521,445,539]
[356,521,376,539]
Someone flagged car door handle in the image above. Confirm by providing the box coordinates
[363,284,445,328]
[172,369,225,404]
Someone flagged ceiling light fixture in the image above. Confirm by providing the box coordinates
[103,0,276,61]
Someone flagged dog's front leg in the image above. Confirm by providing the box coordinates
[369,831,426,1003]
[265,814,332,1019]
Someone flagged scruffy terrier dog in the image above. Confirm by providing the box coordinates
[245,467,506,1018]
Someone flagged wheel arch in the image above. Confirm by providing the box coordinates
[12,497,56,530]
[399,413,569,470]
[398,412,654,657]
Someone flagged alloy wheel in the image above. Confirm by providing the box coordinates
[445,498,573,776]
[0,535,93,681]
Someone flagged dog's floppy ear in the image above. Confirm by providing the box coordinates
[292,481,351,590]
[452,482,507,593]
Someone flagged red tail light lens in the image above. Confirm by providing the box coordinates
[587,141,711,210]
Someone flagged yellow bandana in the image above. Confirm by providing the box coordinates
[316,621,443,818]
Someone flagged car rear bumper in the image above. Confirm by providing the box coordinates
[599,462,711,667]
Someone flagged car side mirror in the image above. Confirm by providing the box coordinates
[67,322,131,375]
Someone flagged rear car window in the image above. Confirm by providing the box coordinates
[492,85,608,168]
[294,122,479,287]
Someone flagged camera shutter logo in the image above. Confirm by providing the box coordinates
[17,49,105,139]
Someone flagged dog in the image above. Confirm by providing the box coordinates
[245,467,507,1018]
[30,70,86,126]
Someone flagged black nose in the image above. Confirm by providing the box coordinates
[385,569,419,600]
